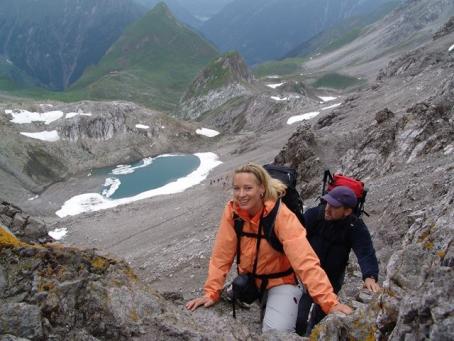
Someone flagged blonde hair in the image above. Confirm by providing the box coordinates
[233,163,287,201]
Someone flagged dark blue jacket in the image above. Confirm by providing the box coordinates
[303,205,379,286]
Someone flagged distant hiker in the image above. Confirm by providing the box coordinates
[186,163,352,333]
[296,186,380,336]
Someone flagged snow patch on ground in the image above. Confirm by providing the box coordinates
[20,130,60,142]
[65,112,92,119]
[196,128,220,137]
[449,44,454,52]
[6,109,64,125]
[322,103,342,110]
[318,96,337,102]
[271,96,288,101]
[136,124,150,129]
[266,82,286,89]
[48,228,67,240]
[55,152,222,217]
[287,112,320,125]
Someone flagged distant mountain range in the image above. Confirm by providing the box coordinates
[0,0,144,90]
[284,1,400,59]
[200,0,402,65]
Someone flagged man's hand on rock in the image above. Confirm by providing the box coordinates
[364,277,380,293]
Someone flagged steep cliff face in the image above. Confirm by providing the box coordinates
[0,0,144,90]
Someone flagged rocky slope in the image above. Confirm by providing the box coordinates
[178,51,255,120]
[0,100,207,203]
[273,18,454,339]
[304,0,454,79]
[0,224,262,340]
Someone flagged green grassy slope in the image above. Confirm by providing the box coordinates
[70,2,219,111]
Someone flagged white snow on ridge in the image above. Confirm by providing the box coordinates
[449,44,454,52]
[287,112,320,125]
[266,82,286,89]
[196,128,220,137]
[65,112,92,119]
[322,103,342,110]
[55,152,222,218]
[271,96,288,101]
[48,228,67,240]
[7,110,64,125]
[266,75,280,79]
[136,124,150,129]
[318,96,337,102]
[20,130,60,142]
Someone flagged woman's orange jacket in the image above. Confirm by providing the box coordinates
[204,199,339,313]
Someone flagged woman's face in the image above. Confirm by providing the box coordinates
[233,172,265,216]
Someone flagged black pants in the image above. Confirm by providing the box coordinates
[295,273,344,336]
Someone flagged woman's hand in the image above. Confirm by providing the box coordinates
[185,296,216,311]
[328,303,353,315]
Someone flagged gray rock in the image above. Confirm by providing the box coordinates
[11,214,26,230]
[0,335,31,341]
[375,108,395,124]
[21,217,48,243]
[0,265,7,294]
[0,303,43,340]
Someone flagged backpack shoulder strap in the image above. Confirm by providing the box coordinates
[261,199,284,253]
[232,213,244,274]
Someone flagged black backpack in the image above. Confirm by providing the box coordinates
[263,163,305,226]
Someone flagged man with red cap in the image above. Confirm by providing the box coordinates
[296,186,380,336]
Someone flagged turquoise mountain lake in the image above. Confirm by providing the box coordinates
[94,154,201,200]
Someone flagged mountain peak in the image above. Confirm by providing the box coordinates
[151,1,174,19]
[182,51,254,101]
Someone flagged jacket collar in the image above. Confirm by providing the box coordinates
[230,199,276,223]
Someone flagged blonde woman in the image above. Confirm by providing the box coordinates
[186,163,352,332]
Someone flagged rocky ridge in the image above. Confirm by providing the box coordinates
[178,52,255,120]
